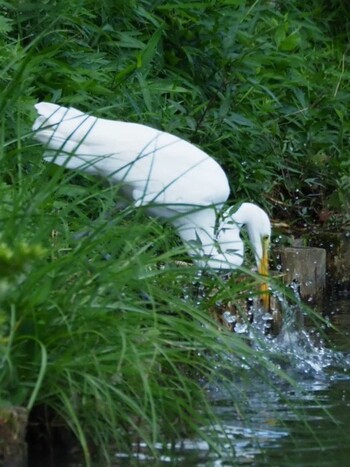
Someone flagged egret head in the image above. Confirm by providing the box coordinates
[230,203,271,309]
[245,207,271,268]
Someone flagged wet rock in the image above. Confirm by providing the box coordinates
[0,406,28,467]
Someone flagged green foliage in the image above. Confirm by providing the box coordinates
[0,0,349,462]
[0,166,255,461]
[1,0,347,223]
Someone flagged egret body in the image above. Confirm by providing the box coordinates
[32,102,271,306]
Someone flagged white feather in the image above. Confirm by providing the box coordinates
[33,102,271,270]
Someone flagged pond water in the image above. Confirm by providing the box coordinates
[115,293,350,466]
[28,293,350,466]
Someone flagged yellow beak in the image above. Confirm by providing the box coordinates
[258,237,270,310]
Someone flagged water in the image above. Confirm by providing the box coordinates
[115,293,350,466]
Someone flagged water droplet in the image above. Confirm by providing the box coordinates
[235,323,248,334]
[222,311,237,325]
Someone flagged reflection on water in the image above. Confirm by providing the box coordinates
[115,294,350,466]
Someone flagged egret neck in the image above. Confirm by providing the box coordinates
[230,203,271,310]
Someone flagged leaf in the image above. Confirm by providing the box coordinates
[114,63,137,86]
[0,15,13,34]
[274,24,286,47]
[138,28,163,70]
[136,73,152,113]
[229,112,255,127]
[117,32,145,49]
[280,32,300,51]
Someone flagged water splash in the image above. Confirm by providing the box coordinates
[114,284,350,465]
[190,270,350,381]
[240,283,350,382]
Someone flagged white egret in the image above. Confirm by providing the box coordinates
[32,102,271,308]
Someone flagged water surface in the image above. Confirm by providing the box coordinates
[115,294,350,466]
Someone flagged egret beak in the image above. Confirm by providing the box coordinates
[258,236,270,310]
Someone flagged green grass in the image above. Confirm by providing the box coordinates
[0,162,273,463]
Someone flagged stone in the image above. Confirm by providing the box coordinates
[0,406,28,467]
